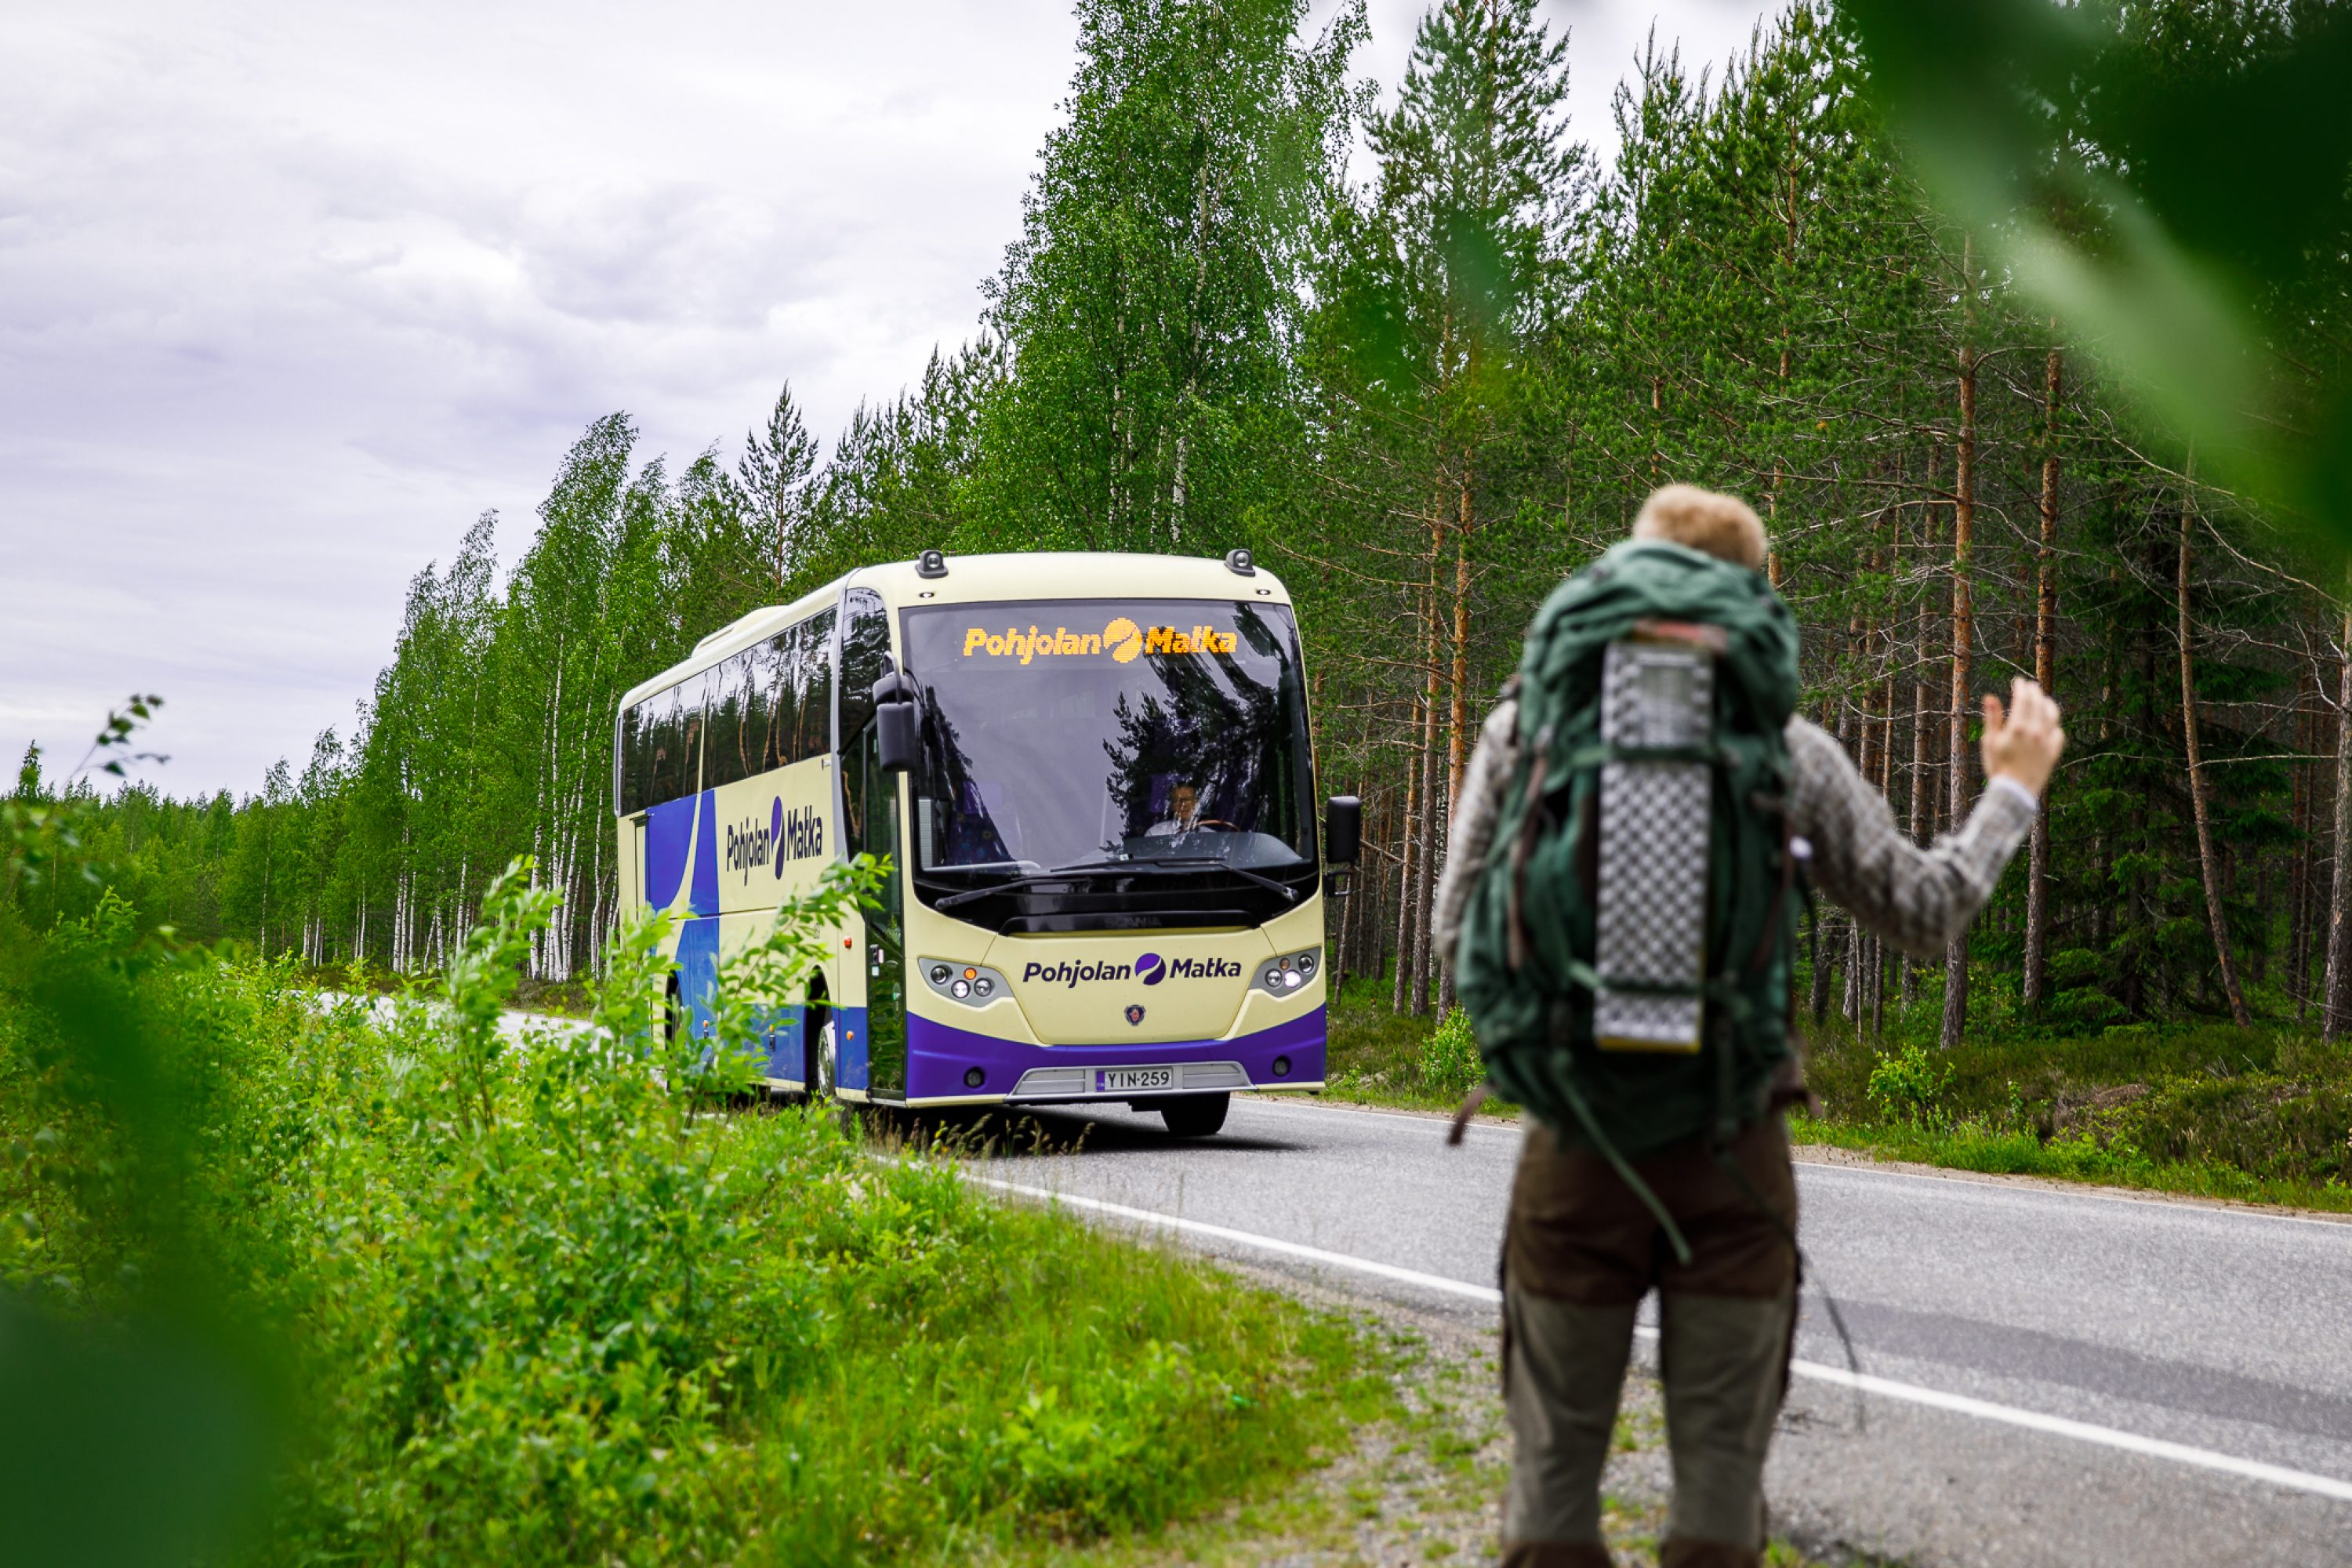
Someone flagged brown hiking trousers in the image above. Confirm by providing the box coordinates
[1499,1113,1798,1568]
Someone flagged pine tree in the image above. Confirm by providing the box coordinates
[737,382,820,586]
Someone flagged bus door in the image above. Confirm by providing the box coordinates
[840,587,906,1100]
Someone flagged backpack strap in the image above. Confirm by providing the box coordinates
[1744,790,1796,978]
[1504,720,1557,973]
[1444,1084,1493,1145]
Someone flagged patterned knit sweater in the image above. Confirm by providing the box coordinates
[1430,700,2038,967]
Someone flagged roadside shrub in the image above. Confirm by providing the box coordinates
[2124,1074,2352,1184]
[1420,1007,1484,1099]
[1865,1044,1953,1127]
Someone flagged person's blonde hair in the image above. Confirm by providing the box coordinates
[1632,484,1768,570]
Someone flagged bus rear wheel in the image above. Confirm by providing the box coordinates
[1158,1093,1229,1138]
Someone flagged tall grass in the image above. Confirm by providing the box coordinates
[1,862,1379,1566]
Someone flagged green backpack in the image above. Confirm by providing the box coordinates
[1455,539,1804,1221]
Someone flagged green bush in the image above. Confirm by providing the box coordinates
[1421,1007,1484,1101]
[1865,1044,1954,1127]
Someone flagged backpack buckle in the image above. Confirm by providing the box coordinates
[1630,618,1729,655]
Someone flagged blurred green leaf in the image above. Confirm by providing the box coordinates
[1841,0,2352,546]
[0,1299,273,1568]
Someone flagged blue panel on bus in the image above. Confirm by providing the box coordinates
[835,1005,869,1093]
[688,790,720,917]
[674,916,721,1044]
[645,794,697,911]
[764,1003,805,1081]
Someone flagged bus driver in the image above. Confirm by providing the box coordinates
[1146,781,1206,837]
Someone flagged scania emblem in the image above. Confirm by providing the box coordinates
[1124,1004,1145,1027]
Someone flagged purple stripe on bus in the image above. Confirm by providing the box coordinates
[763,1002,805,1081]
[645,793,696,909]
[904,1007,1327,1102]
[836,1004,870,1091]
[688,790,720,916]
[675,916,720,1040]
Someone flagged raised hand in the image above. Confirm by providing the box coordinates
[1980,677,2066,799]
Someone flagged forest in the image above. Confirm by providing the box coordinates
[12,0,2352,1051]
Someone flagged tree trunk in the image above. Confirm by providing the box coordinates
[1811,915,1838,1026]
[1411,643,1443,1016]
[2325,605,2352,1038]
[1438,481,1473,1021]
[2292,663,2315,1018]
[1392,692,1421,1015]
[1942,262,1977,1051]
[2179,502,2251,1026]
[1871,654,1896,1036]
[1447,481,1474,811]
[2024,343,2061,1011]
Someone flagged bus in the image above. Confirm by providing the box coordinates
[611,549,1359,1137]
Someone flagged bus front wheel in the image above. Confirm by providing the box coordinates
[1158,1094,1229,1138]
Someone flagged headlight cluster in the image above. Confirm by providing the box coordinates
[921,959,1008,1006]
[1254,948,1320,997]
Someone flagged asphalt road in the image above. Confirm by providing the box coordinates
[964,1094,2352,1567]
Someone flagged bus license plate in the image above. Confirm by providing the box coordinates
[1100,1066,1174,1093]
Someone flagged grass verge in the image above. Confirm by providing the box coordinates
[1,866,1382,1566]
[1325,975,2352,1213]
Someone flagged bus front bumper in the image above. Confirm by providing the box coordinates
[902,1006,1326,1108]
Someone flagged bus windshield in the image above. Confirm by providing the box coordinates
[899,597,1314,892]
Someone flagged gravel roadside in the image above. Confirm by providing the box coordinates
[1096,1258,1889,1568]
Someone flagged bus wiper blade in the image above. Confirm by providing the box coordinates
[931,857,1308,912]
[930,866,1128,910]
[1054,855,1303,904]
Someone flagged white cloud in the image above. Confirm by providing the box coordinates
[0,0,1772,795]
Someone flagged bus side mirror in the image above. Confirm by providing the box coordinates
[876,700,919,773]
[1324,796,1361,865]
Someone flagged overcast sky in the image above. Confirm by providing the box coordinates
[1,0,1770,797]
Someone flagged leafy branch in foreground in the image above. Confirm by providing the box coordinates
[3,694,166,905]
[1842,0,2352,548]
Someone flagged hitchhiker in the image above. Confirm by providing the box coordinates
[1433,485,2064,1568]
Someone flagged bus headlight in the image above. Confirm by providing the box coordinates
[920,959,1009,1007]
[1253,949,1323,999]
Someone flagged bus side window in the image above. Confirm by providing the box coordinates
[636,681,697,810]
[702,652,755,790]
[734,651,764,783]
[838,587,887,748]
[676,671,712,800]
[800,609,837,764]
[619,700,652,815]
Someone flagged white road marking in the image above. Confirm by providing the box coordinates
[976,1173,2352,1508]
[1236,1094,1520,1138]
[1791,1155,2352,1231]
[1784,1360,2352,1504]
[1249,1097,2352,1231]
[971,1174,1501,1301]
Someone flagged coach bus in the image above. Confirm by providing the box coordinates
[611,549,1358,1137]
